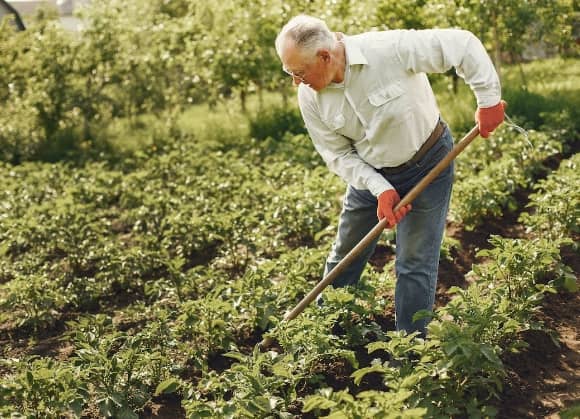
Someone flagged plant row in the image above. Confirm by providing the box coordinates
[1,145,577,417]
[519,152,579,244]
[450,124,565,229]
[0,133,340,334]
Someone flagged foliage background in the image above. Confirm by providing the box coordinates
[0,0,577,163]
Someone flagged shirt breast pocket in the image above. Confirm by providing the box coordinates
[369,82,404,106]
[324,111,365,142]
[367,81,410,127]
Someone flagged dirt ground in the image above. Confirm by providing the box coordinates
[498,291,579,418]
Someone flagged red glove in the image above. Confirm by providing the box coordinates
[377,189,411,228]
[475,100,506,138]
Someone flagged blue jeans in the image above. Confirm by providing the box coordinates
[324,124,454,336]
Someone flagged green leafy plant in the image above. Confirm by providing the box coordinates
[0,357,88,418]
[519,153,580,243]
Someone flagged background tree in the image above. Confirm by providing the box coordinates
[0,14,78,162]
[427,0,577,81]
[0,0,575,163]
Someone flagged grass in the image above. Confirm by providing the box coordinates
[501,57,580,94]
[97,89,293,156]
[177,89,293,134]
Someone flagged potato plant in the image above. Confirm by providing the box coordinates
[519,153,580,242]
[302,235,571,418]
[451,126,562,228]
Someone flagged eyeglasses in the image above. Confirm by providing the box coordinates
[282,66,306,82]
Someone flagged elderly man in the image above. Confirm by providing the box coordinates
[275,15,504,336]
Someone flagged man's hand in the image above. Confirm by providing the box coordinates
[377,189,411,228]
[475,100,507,138]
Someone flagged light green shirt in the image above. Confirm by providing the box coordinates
[297,29,501,196]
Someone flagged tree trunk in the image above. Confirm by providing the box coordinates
[491,9,502,80]
[258,82,264,111]
[240,88,247,113]
[83,116,91,141]
[281,83,288,108]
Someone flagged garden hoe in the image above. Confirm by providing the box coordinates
[258,124,481,350]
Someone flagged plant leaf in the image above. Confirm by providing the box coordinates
[155,378,181,396]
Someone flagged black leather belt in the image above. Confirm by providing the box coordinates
[378,120,445,176]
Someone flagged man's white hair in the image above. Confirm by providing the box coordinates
[275,15,336,60]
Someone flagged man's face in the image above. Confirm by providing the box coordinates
[281,42,332,91]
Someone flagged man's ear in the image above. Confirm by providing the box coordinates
[317,49,331,62]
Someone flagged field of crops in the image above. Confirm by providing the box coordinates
[1,0,579,416]
[1,54,578,418]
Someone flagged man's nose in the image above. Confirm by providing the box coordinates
[292,75,302,86]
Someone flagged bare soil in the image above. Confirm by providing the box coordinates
[497,292,580,418]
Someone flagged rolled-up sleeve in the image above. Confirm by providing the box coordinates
[298,87,393,196]
[395,29,501,107]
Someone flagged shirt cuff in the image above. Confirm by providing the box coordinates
[473,85,502,108]
[367,173,394,197]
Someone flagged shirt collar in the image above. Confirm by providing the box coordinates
[325,35,367,89]
[343,35,368,66]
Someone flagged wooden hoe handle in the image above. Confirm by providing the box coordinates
[259,125,480,349]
